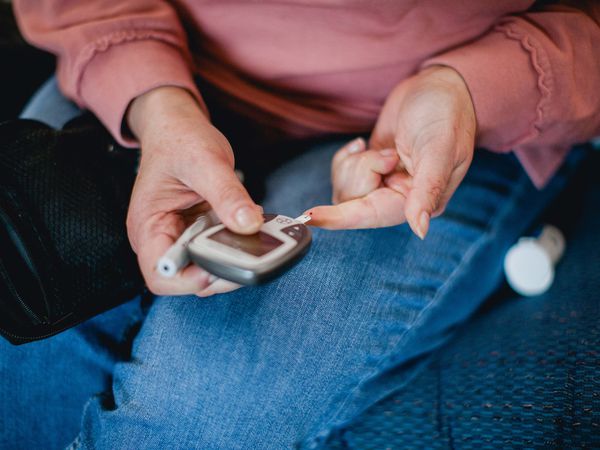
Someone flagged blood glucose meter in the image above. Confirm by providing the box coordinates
[158,213,312,285]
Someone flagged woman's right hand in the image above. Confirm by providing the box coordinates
[126,86,263,296]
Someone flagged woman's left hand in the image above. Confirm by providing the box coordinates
[307,65,477,239]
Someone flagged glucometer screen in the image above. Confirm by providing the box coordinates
[209,229,284,257]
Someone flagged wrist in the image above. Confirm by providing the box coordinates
[420,65,477,136]
[127,86,209,141]
[420,65,469,95]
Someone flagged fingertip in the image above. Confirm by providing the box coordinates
[418,211,430,238]
[406,219,424,240]
[168,263,212,293]
[179,263,211,282]
[302,206,330,228]
[197,278,240,297]
[229,205,264,234]
[346,137,367,154]
[304,203,360,230]
[406,209,429,240]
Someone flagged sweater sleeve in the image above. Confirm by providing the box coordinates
[423,2,600,187]
[13,0,206,146]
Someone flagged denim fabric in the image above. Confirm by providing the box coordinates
[0,298,144,450]
[20,77,82,129]
[0,77,582,449]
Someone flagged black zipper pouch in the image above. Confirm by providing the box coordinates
[0,115,144,344]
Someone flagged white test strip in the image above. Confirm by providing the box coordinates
[294,214,312,224]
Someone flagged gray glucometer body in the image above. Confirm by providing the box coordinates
[186,213,311,285]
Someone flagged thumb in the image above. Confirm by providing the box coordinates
[187,155,263,234]
[368,121,395,151]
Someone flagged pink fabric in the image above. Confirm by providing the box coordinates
[13,0,600,187]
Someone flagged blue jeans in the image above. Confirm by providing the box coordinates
[0,78,582,449]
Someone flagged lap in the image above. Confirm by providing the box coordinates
[3,77,583,449]
[76,145,579,449]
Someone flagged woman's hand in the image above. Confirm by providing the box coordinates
[307,66,477,239]
[126,86,263,296]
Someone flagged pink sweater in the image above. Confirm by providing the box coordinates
[13,0,600,187]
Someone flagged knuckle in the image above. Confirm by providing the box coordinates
[125,207,139,235]
[125,210,134,230]
[427,182,444,200]
[336,192,350,204]
[125,213,135,238]
[424,180,446,211]
[362,195,381,227]
[125,214,140,253]
[332,148,347,165]
[216,183,246,208]
[358,152,370,165]
[337,154,355,171]
[145,277,164,295]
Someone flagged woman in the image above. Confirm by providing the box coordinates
[2,1,599,448]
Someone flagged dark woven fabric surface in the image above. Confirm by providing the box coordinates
[327,153,600,449]
[0,118,143,342]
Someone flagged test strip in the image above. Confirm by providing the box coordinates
[159,211,310,278]
[294,214,312,224]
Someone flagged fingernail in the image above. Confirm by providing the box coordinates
[379,148,396,157]
[235,206,262,230]
[417,211,430,240]
[347,137,366,154]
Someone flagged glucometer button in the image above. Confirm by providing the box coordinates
[281,224,304,242]
[262,213,277,223]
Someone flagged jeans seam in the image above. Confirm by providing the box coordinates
[306,169,532,447]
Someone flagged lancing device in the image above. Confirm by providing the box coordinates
[157,210,219,277]
[157,212,312,284]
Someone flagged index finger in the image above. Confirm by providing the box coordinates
[305,187,407,229]
[403,148,469,239]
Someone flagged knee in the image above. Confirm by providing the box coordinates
[85,225,438,447]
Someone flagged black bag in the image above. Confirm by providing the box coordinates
[0,115,144,344]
